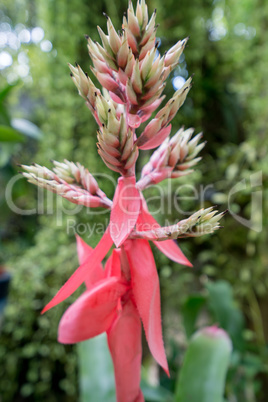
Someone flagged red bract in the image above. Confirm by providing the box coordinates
[110,176,141,247]
[58,236,169,401]
[42,177,191,315]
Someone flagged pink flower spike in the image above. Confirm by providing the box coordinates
[125,239,169,376]
[110,176,141,247]
[58,277,127,344]
[75,234,105,287]
[139,197,192,267]
[107,299,144,402]
[42,228,113,313]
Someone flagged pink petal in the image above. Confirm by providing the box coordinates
[125,239,169,375]
[110,176,141,247]
[153,239,192,267]
[76,234,93,264]
[107,299,144,402]
[105,249,122,278]
[75,235,105,287]
[96,72,119,92]
[127,113,142,128]
[109,90,125,105]
[138,125,172,150]
[138,198,192,267]
[147,168,173,185]
[140,96,165,117]
[58,277,127,344]
[42,229,113,313]
[117,69,128,86]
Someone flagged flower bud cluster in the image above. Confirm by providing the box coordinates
[69,63,101,113]
[85,7,189,128]
[131,207,226,241]
[95,92,139,176]
[135,78,192,150]
[137,127,205,189]
[21,160,112,208]
[69,0,191,170]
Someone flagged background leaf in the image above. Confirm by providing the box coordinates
[206,281,244,349]
[11,118,43,140]
[141,380,173,402]
[78,334,116,402]
[181,294,206,338]
[0,125,25,143]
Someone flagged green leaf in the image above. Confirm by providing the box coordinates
[0,104,11,126]
[11,118,43,140]
[181,294,206,338]
[0,143,18,167]
[0,84,16,104]
[0,125,25,143]
[141,380,173,402]
[78,334,116,402]
[206,281,244,349]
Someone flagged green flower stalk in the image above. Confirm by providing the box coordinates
[175,326,232,402]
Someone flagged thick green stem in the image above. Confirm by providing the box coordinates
[175,326,232,402]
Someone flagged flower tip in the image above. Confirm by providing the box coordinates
[112,237,124,248]
[164,366,170,377]
[186,260,193,268]
[41,306,48,315]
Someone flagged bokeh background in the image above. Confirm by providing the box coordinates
[0,0,267,401]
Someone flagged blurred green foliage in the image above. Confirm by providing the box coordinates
[0,0,267,400]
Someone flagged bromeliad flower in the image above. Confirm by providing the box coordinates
[21,1,225,400]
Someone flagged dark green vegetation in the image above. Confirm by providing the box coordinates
[0,0,267,400]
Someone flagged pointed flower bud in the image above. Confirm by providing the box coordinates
[97,26,115,59]
[117,32,129,69]
[127,6,141,37]
[164,37,189,68]
[69,64,100,111]
[107,16,122,54]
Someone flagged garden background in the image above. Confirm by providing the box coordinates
[0,0,267,400]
